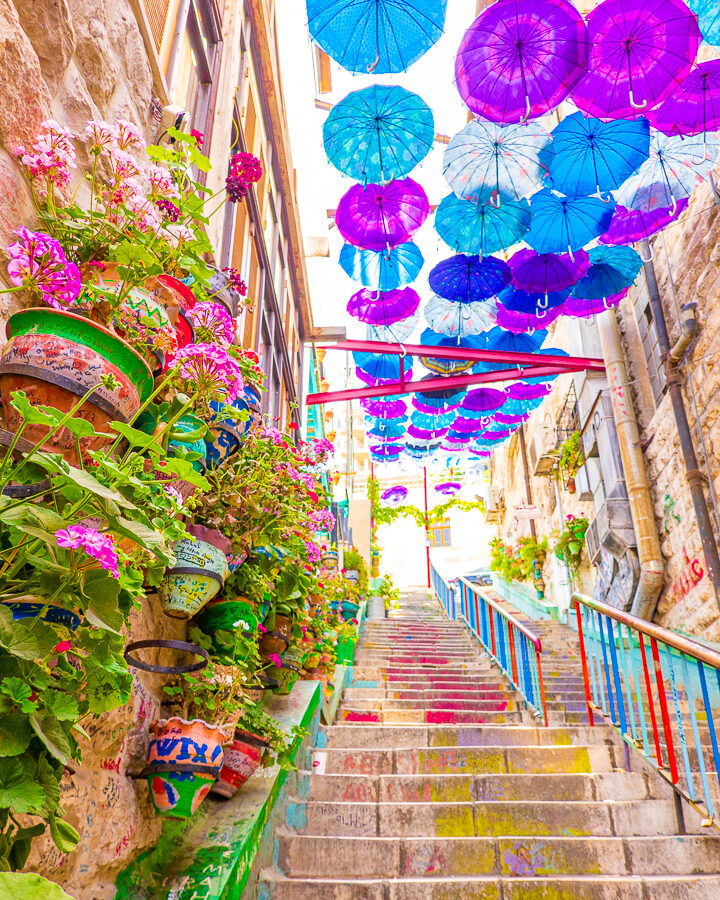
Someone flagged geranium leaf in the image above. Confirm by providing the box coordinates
[0,872,75,900]
[0,678,36,713]
[29,713,72,766]
[8,392,62,427]
[44,691,79,722]
[0,713,33,757]
[0,758,45,813]
[0,607,40,660]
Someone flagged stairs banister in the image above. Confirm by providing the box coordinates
[461,578,543,653]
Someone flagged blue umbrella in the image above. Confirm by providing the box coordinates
[571,245,643,300]
[469,327,547,375]
[419,329,487,374]
[429,254,511,302]
[354,351,413,381]
[435,194,530,256]
[370,443,405,461]
[548,112,650,200]
[340,242,424,291]
[424,294,496,337]
[323,85,434,183]
[411,409,455,430]
[497,285,569,315]
[413,375,465,413]
[686,0,720,45]
[366,419,407,440]
[523,347,570,385]
[525,189,616,256]
[307,0,447,74]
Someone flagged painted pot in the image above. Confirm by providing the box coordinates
[275,662,301,695]
[168,415,207,473]
[146,770,215,819]
[204,266,243,317]
[212,729,268,799]
[259,631,289,656]
[341,601,360,622]
[160,525,231,618]
[322,551,339,570]
[2,600,81,631]
[147,717,230,774]
[273,614,293,641]
[196,597,257,634]
[205,385,261,469]
[0,309,153,464]
[304,651,321,670]
[242,684,265,703]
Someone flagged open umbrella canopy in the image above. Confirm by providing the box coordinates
[443,435,473,449]
[405,440,442,458]
[571,0,701,121]
[614,131,719,213]
[599,199,687,244]
[435,194,531,255]
[435,481,462,495]
[563,290,626,318]
[481,427,515,441]
[347,287,421,324]
[509,248,589,294]
[525,189,616,254]
[369,443,405,460]
[498,284,569,314]
[411,409,455,429]
[366,419,407,440]
[336,178,430,250]
[523,346,570,384]
[548,112,650,199]
[496,301,564,334]
[354,351,413,381]
[424,294,496,336]
[323,85,435,183]
[443,119,550,203]
[429,254,511,302]
[361,397,408,418]
[307,0,447,74]
[650,60,720,137]
[459,387,506,417]
[571,245,643,299]
[455,0,588,124]
[507,382,552,402]
[382,485,409,503]
[686,0,720,45]
[407,423,449,440]
[366,316,418,343]
[413,374,466,412]
[419,329,487,374]
[340,241,424,290]
[450,416,493,435]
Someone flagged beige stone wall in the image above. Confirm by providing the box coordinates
[618,177,720,640]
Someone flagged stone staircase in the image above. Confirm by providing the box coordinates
[258,592,720,898]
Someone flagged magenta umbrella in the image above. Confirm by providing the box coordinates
[650,60,720,138]
[455,0,588,124]
[435,482,462,495]
[494,410,530,425]
[459,388,506,416]
[571,0,701,121]
[598,199,688,245]
[336,178,430,251]
[361,397,408,418]
[407,424,449,440]
[507,382,551,402]
[509,248,589,294]
[563,289,627,318]
[496,301,564,333]
[382,486,408,503]
[347,287,421,325]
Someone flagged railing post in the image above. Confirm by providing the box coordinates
[650,637,680,785]
[535,645,548,727]
[573,598,595,727]
[639,633,665,768]
[508,622,519,687]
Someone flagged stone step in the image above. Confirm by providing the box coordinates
[344,688,511,701]
[274,834,720,878]
[341,698,516,711]
[312,743,616,775]
[287,798,685,838]
[258,873,720,900]
[337,708,521,725]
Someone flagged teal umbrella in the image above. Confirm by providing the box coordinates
[524,189,615,256]
[435,194,530,256]
[340,242,424,291]
[571,245,643,300]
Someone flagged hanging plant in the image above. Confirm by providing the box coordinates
[554,515,589,573]
[558,430,584,490]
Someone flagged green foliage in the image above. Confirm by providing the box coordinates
[0,871,75,900]
[554,515,589,573]
[235,700,306,771]
[489,535,548,584]
[377,574,400,611]
[367,474,485,531]
[558,431,584,482]
[342,547,368,593]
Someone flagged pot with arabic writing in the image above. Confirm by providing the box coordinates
[160,524,231,618]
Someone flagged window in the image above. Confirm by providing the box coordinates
[429,518,452,548]
[633,277,667,407]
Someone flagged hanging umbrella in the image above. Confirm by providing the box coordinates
[411,409,455,430]
[563,289,627,318]
[651,61,720,141]
[435,482,462,495]
[369,443,404,460]
[407,424,449,440]
[470,447,493,458]
[442,436,473,450]
[435,194,530,256]
[443,119,550,203]
[498,284,569,315]
[525,189,616,255]
[366,419,407,440]
[459,387,506,418]
[548,112,650,199]
[471,326,548,374]
[413,375,466,413]
[455,0,588,124]
[336,178,430,251]
[356,369,395,386]
[323,85,434,184]
[614,131,718,214]
[599,199,687,245]
[494,410,530,425]
[382,485,409,503]
[366,316,418,343]
[507,382,551,402]
[523,347,570,384]
[685,0,720,46]
[496,301,564,334]
[571,0,701,121]
[571,246,643,299]
[419,329,487,374]
[509,248,589,295]
[429,254,511,302]
[347,287,421,324]
[405,440,441,459]
[450,416,492,435]
[424,294,496,337]
[361,397,408,418]
[307,0,447,75]
[354,351,412,381]
[340,242,424,291]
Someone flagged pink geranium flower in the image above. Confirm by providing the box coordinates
[55,525,119,578]
[268,653,283,668]
[174,342,244,402]
[186,301,236,346]
[6,228,81,309]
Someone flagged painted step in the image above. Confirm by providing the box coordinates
[320,724,611,749]
[343,688,511,701]
[337,708,520,725]
[340,698,515,711]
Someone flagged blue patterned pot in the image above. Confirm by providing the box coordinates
[161,525,231,619]
[205,387,262,469]
[2,600,81,631]
[146,770,215,819]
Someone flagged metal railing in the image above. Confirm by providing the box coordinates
[573,592,720,830]
[430,563,548,726]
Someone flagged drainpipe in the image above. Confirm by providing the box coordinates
[518,424,537,539]
[640,242,720,613]
[597,310,665,620]
[668,302,698,365]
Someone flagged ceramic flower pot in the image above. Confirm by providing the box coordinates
[211,729,268,799]
[275,662,301,695]
[242,684,265,703]
[322,551,339,570]
[168,415,208,473]
[0,309,153,464]
[341,601,360,622]
[259,631,289,656]
[304,652,321,670]
[204,266,243,317]
[146,717,230,774]
[160,525,231,619]
[145,770,215,819]
[196,597,256,634]
[273,614,293,641]
[2,599,81,631]
[205,385,261,469]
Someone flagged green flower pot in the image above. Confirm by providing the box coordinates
[146,770,215,819]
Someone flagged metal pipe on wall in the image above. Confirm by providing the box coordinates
[639,242,720,612]
[597,310,665,620]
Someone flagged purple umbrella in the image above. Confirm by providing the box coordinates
[509,248,589,294]
[336,178,430,251]
[507,382,552,402]
[571,0,701,121]
[347,287,421,325]
[496,301,564,334]
[459,388,506,416]
[599,200,688,245]
[382,485,408,503]
[407,424,449,440]
[369,443,404,460]
[470,448,493,458]
[563,289,628,318]
[450,417,491,435]
[494,410,530,425]
[650,60,720,139]
[429,254,511,303]
[455,0,588,124]
[355,369,395,387]
[435,482,462,495]
[442,437,472,450]
[481,427,514,440]
[361,397,408,418]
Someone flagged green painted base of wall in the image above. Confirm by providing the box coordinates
[491,574,561,621]
[114,681,321,900]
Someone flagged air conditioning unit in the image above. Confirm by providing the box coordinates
[485,487,505,524]
[529,430,557,477]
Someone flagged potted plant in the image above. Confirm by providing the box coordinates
[558,430,584,493]
[554,515,589,574]
[160,523,231,618]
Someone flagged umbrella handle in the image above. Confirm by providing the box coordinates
[567,246,576,263]
[519,94,532,123]
[629,89,647,110]
[638,243,653,263]
[538,294,548,309]
[367,48,380,74]
[594,186,613,204]
[668,196,677,218]
[690,144,712,167]
[490,192,501,209]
